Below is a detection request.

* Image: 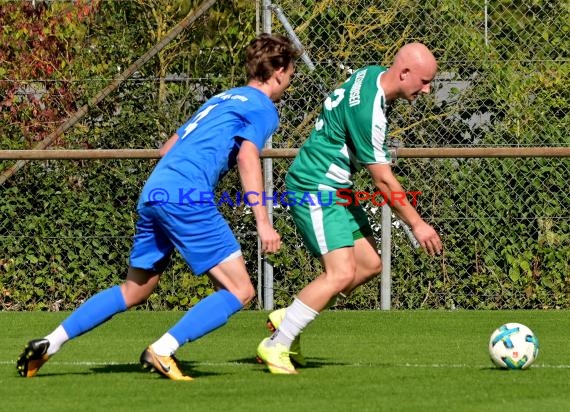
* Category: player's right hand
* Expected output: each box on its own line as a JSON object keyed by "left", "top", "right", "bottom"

{"left": 257, "top": 223, "right": 281, "bottom": 254}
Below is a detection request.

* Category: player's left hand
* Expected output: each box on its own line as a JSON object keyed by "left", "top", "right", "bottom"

{"left": 411, "top": 220, "right": 442, "bottom": 256}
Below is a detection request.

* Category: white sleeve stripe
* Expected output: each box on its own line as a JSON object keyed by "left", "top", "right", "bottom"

{"left": 372, "top": 75, "right": 388, "bottom": 163}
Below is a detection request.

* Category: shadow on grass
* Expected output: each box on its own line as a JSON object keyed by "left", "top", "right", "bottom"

{"left": 479, "top": 366, "right": 529, "bottom": 372}
{"left": 17, "top": 371, "right": 95, "bottom": 378}
{"left": 230, "top": 356, "right": 349, "bottom": 373}
{"left": 90, "top": 362, "right": 221, "bottom": 378}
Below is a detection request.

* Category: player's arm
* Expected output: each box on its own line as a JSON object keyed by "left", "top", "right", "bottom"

{"left": 159, "top": 133, "right": 179, "bottom": 157}
{"left": 367, "top": 163, "right": 442, "bottom": 256}
{"left": 236, "top": 139, "right": 281, "bottom": 254}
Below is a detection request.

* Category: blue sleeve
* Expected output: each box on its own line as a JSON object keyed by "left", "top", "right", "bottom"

{"left": 176, "top": 119, "right": 189, "bottom": 138}
{"left": 237, "top": 107, "right": 279, "bottom": 152}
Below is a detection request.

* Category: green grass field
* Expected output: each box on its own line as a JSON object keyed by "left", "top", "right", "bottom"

{"left": 2, "top": 310, "right": 569, "bottom": 412}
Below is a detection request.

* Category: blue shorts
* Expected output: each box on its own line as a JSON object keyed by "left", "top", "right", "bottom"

{"left": 129, "top": 202, "right": 241, "bottom": 275}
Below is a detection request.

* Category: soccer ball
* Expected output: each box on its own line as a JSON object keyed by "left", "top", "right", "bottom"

{"left": 488, "top": 323, "right": 539, "bottom": 369}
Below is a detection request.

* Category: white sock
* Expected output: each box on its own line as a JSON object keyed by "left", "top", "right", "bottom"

{"left": 45, "top": 325, "right": 69, "bottom": 356}
{"left": 151, "top": 333, "right": 180, "bottom": 356}
{"left": 270, "top": 298, "right": 318, "bottom": 349}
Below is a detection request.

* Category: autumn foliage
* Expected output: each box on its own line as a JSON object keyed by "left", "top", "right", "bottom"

{"left": 0, "top": 0, "right": 99, "bottom": 147}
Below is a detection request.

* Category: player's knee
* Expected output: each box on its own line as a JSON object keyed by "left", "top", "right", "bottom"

{"left": 357, "top": 256, "right": 382, "bottom": 284}
{"left": 123, "top": 268, "right": 159, "bottom": 307}
{"left": 231, "top": 283, "right": 256, "bottom": 305}
{"left": 121, "top": 286, "right": 152, "bottom": 308}
{"left": 326, "top": 267, "right": 357, "bottom": 293}
{"left": 368, "top": 258, "right": 382, "bottom": 278}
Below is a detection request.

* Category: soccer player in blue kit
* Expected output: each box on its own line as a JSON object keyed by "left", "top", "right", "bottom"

{"left": 17, "top": 33, "right": 300, "bottom": 381}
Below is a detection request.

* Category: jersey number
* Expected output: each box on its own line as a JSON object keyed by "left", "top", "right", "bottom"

{"left": 180, "top": 104, "right": 219, "bottom": 140}
{"left": 324, "top": 89, "right": 345, "bottom": 111}
{"left": 316, "top": 88, "right": 345, "bottom": 130}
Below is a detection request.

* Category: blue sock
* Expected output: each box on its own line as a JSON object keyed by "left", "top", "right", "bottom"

{"left": 168, "top": 290, "right": 243, "bottom": 344}
{"left": 62, "top": 285, "right": 127, "bottom": 339}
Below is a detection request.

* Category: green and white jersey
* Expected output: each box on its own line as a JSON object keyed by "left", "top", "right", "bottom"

{"left": 286, "top": 65, "right": 391, "bottom": 192}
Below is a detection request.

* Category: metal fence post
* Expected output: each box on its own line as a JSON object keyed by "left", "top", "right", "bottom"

{"left": 380, "top": 204, "right": 392, "bottom": 310}
{"left": 261, "top": 0, "right": 274, "bottom": 310}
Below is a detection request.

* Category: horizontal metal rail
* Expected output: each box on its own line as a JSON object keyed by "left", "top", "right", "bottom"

{"left": 0, "top": 146, "right": 569, "bottom": 160}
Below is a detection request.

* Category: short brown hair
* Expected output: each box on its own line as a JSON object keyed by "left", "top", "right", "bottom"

{"left": 245, "top": 33, "right": 301, "bottom": 82}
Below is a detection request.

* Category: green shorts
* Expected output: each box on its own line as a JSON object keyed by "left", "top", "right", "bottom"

{"left": 286, "top": 189, "right": 373, "bottom": 257}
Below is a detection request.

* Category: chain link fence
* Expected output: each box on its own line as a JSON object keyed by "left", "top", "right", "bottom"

{"left": 1, "top": 0, "right": 568, "bottom": 310}
{"left": 265, "top": 0, "right": 569, "bottom": 310}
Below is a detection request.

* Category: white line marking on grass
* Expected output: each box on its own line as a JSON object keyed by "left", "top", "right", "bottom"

{"left": 1, "top": 360, "right": 257, "bottom": 367}
{"left": 2, "top": 360, "right": 570, "bottom": 369}
{"left": 350, "top": 362, "right": 570, "bottom": 369}
{"left": 2, "top": 361, "right": 136, "bottom": 366}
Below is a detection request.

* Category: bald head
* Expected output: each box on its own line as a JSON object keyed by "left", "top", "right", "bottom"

{"left": 382, "top": 42, "right": 438, "bottom": 102}
{"left": 393, "top": 43, "right": 437, "bottom": 74}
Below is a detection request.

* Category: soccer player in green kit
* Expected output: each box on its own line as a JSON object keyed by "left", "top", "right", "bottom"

{"left": 257, "top": 42, "right": 444, "bottom": 374}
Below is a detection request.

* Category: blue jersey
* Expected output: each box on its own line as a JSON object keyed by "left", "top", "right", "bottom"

{"left": 140, "top": 86, "right": 278, "bottom": 205}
